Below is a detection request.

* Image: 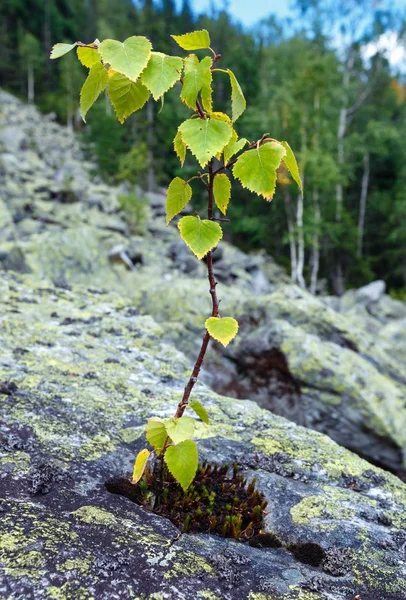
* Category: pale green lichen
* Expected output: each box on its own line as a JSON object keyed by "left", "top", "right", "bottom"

{"left": 290, "top": 494, "right": 353, "bottom": 526}
{"left": 71, "top": 506, "right": 118, "bottom": 527}
{"left": 0, "top": 451, "right": 31, "bottom": 474}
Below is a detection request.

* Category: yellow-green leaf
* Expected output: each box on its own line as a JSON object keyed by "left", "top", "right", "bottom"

{"left": 183, "top": 54, "right": 199, "bottom": 75}
{"left": 189, "top": 399, "right": 210, "bottom": 424}
{"left": 165, "top": 416, "right": 195, "bottom": 444}
{"left": 205, "top": 316, "right": 239, "bottom": 347}
{"left": 146, "top": 417, "right": 167, "bottom": 451}
{"left": 281, "top": 141, "right": 303, "bottom": 194}
{"left": 132, "top": 448, "right": 150, "bottom": 483}
{"left": 99, "top": 36, "right": 152, "bottom": 82}
{"left": 181, "top": 56, "right": 212, "bottom": 112}
{"left": 172, "top": 30, "right": 211, "bottom": 51}
{"left": 179, "top": 116, "right": 233, "bottom": 168}
{"left": 77, "top": 46, "right": 101, "bottom": 68}
{"left": 80, "top": 62, "right": 109, "bottom": 122}
{"left": 50, "top": 42, "right": 77, "bottom": 59}
{"left": 233, "top": 141, "right": 286, "bottom": 200}
{"left": 141, "top": 52, "right": 183, "bottom": 100}
{"left": 178, "top": 215, "right": 222, "bottom": 260}
{"left": 166, "top": 177, "right": 192, "bottom": 225}
{"left": 227, "top": 69, "right": 246, "bottom": 122}
{"left": 164, "top": 439, "right": 198, "bottom": 491}
{"left": 108, "top": 73, "right": 149, "bottom": 124}
{"left": 173, "top": 130, "right": 187, "bottom": 166}
{"left": 224, "top": 136, "right": 248, "bottom": 164}
{"left": 213, "top": 174, "right": 231, "bottom": 215}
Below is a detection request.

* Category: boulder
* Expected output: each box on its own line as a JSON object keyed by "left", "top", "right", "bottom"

{"left": 1, "top": 272, "right": 406, "bottom": 599}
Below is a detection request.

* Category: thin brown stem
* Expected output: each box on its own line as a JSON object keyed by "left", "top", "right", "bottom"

{"left": 174, "top": 160, "right": 219, "bottom": 419}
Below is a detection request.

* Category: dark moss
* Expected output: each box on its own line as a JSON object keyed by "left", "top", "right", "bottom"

{"left": 290, "top": 542, "right": 325, "bottom": 567}
{"left": 106, "top": 462, "right": 267, "bottom": 542}
{"left": 249, "top": 532, "right": 283, "bottom": 548}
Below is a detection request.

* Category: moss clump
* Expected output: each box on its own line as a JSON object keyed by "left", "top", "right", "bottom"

{"left": 106, "top": 462, "right": 267, "bottom": 541}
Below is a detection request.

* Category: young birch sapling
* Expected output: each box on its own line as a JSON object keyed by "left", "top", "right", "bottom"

{"left": 50, "top": 30, "right": 303, "bottom": 495}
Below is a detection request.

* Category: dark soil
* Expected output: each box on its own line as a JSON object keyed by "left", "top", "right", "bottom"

{"left": 105, "top": 462, "right": 267, "bottom": 541}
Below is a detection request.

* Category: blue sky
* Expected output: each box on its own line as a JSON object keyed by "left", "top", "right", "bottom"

{"left": 188, "top": 0, "right": 293, "bottom": 27}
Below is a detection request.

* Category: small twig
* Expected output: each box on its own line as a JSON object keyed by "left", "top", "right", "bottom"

{"left": 212, "top": 217, "right": 230, "bottom": 222}
{"left": 76, "top": 41, "right": 98, "bottom": 49}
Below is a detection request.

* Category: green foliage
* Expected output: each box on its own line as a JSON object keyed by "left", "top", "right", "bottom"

{"left": 132, "top": 449, "right": 150, "bottom": 483}
{"left": 80, "top": 62, "right": 108, "bottom": 121}
{"left": 181, "top": 56, "right": 213, "bottom": 111}
{"left": 165, "top": 416, "right": 195, "bottom": 444}
{"left": 164, "top": 440, "right": 199, "bottom": 491}
{"left": 50, "top": 27, "right": 302, "bottom": 494}
{"left": 99, "top": 36, "right": 152, "bottom": 81}
{"left": 173, "top": 130, "right": 187, "bottom": 166}
{"left": 213, "top": 173, "right": 231, "bottom": 215}
{"left": 178, "top": 116, "right": 232, "bottom": 167}
{"left": 172, "top": 29, "right": 211, "bottom": 51}
{"left": 108, "top": 73, "right": 149, "bottom": 123}
{"left": 281, "top": 141, "right": 303, "bottom": 193}
{"left": 189, "top": 400, "right": 210, "bottom": 424}
{"left": 77, "top": 46, "right": 101, "bottom": 68}
{"left": 227, "top": 69, "right": 246, "bottom": 122}
{"left": 141, "top": 52, "right": 183, "bottom": 100}
{"left": 233, "top": 142, "right": 286, "bottom": 200}
{"left": 146, "top": 417, "right": 167, "bottom": 451}
{"left": 178, "top": 215, "right": 223, "bottom": 259}
{"left": 166, "top": 177, "right": 192, "bottom": 224}
{"left": 50, "top": 42, "right": 77, "bottom": 59}
{"left": 205, "top": 316, "right": 239, "bottom": 347}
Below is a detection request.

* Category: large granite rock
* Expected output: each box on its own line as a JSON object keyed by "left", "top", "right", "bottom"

{"left": 1, "top": 272, "right": 406, "bottom": 599}
{"left": 1, "top": 89, "right": 405, "bottom": 478}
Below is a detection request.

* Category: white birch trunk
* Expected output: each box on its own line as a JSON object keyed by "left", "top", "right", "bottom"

{"left": 310, "top": 187, "right": 321, "bottom": 295}
{"left": 296, "top": 189, "right": 306, "bottom": 289}
{"left": 357, "top": 151, "right": 370, "bottom": 258}
{"left": 283, "top": 189, "right": 297, "bottom": 281}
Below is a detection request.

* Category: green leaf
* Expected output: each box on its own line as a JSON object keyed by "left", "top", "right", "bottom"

{"left": 77, "top": 46, "right": 101, "bottom": 68}
{"left": 178, "top": 216, "right": 222, "bottom": 260}
{"left": 189, "top": 399, "right": 210, "bottom": 425}
{"left": 165, "top": 416, "right": 195, "bottom": 444}
{"left": 141, "top": 52, "right": 183, "bottom": 100}
{"left": 146, "top": 417, "right": 167, "bottom": 451}
{"left": 132, "top": 448, "right": 150, "bottom": 483}
{"left": 80, "top": 62, "right": 109, "bottom": 122}
{"left": 173, "top": 130, "right": 187, "bottom": 166}
{"left": 50, "top": 42, "right": 77, "bottom": 59}
{"left": 213, "top": 174, "right": 231, "bottom": 215}
{"left": 99, "top": 36, "right": 152, "bottom": 82}
{"left": 183, "top": 54, "right": 199, "bottom": 75}
{"left": 233, "top": 141, "right": 286, "bottom": 200}
{"left": 179, "top": 116, "right": 233, "bottom": 168}
{"left": 172, "top": 30, "right": 211, "bottom": 51}
{"left": 164, "top": 439, "right": 198, "bottom": 491}
{"left": 107, "top": 73, "right": 149, "bottom": 124}
{"left": 281, "top": 141, "right": 303, "bottom": 193}
{"left": 224, "top": 136, "right": 248, "bottom": 164}
{"left": 227, "top": 69, "right": 246, "bottom": 122}
{"left": 181, "top": 56, "right": 212, "bottom": 112}
{"left": 205, "top": 316, "right": 239, "bottom": 347}
{"left": 166, "top": 177, "right": 192, "bottom": 225}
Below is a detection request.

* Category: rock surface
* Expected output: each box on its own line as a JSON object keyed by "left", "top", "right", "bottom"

{"left": 1, "top": 272, "right": 406, "bottom": 599}
{"left": 1, "top": 90, "right": 406, "bottom": 598}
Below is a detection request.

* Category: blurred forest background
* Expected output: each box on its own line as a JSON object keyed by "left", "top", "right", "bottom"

{"left": 0, "top": 0, "right": 405, "bottom": 295}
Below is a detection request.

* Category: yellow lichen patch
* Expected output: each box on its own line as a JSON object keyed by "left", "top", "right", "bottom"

{"left": 290, "top": 494, "right": 354, "bottom": 526}
{"left": 71, "top": 506, "right": 118, "bottom": 527}
{"left": 162, "top": 551, "right": 213, "bottom": 579}
{"left": 46, "top": 583, "right": 95, "bottom": 600}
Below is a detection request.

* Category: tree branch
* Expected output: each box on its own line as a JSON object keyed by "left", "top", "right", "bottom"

{"left": 174, "top": 160, "right": 219, "bottom": 419}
